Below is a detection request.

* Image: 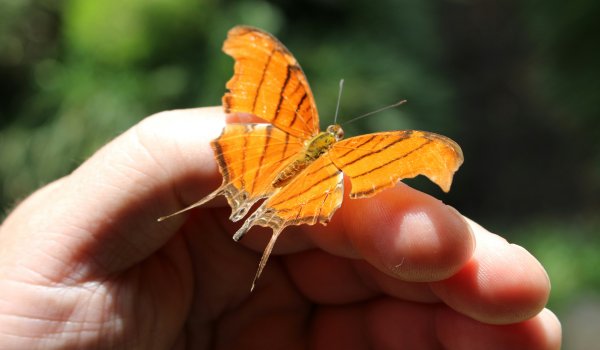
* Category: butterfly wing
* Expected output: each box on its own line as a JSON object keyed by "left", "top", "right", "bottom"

{"left": 158, "top": 124, "right": 305, "bottom": 222}
{"left": 232, "top": 155, "right": 344, "bottom": 290}
{"left": 329, "top": 130, "right": 464, "bottom": 198}
{"left": 222, "top": 26, "right": 320, "bottom": 139}
{"left": 160, "top": 26, "right": 318, "bottom": 223}
{"left": 214, "top": 123, "right": 309, "bottom": 220}
{"left": 234, "top": 156, "right": 343, "bottom": 237}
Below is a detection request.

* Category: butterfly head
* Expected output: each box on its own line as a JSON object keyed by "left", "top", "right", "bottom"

{"left": 326, "top": 124, "right": 344, "bottom": 141}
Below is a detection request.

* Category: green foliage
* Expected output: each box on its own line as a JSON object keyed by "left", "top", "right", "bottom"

{"left": 64, "top": 0, "right": 209, "bottom": 66}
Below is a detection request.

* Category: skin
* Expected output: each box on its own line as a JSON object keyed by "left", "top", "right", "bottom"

{"left": 0, "top": 107, "right": 561, "bottom": 349}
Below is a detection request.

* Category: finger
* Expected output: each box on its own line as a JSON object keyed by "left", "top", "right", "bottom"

{"left": 285, "top": 249, "right": 439, "bottom": 304}
{"left": 0, "top": 107, "right": 226, "bottom": 278}
{"left": 310, "top": 298, "right": 442, "bottom": 349}
{"left": 302, "top": 182, "right": 475, "bottom": 283}
{"left": 430, "top": 218, "right": 551, "bottom": 324}
{"left": 311, "top": 299, "right": 560, "bottom": 350}
{"left": 288, "top": 212, "right": 550, "bottom": 326}
{"left": 436, "top": 307, "right": 562, "bottom": 350}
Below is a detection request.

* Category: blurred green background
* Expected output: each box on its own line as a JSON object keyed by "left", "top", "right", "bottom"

{"left": 1, "top": 0, "right": 598, "bottom": 347}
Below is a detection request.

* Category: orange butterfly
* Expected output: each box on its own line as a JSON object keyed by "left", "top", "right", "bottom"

{"left": 159, "top": 26, "right": 463, "bottom": 290}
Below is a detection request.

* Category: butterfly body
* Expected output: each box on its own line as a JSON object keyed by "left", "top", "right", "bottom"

{"left": 159, "top": 26, "right": 464, "bottom": 290}
{"left": 273, "top": 124, "right": 344, "bottom": 188}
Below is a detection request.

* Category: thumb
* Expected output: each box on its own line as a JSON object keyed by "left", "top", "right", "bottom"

{"left": 0, "top": 107, "right": 226, "bottom": 279}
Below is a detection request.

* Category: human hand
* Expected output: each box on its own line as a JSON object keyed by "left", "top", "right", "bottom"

{"left": 0, "top": 107, "right": 561, "bottom": 349}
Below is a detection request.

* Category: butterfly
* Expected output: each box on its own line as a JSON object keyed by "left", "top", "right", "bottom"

{"left": 159, "top": 25, "right": 464, "bottom": 290}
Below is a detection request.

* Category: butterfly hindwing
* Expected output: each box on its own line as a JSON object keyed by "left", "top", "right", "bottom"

{"left": 231, "top": 155, "right": 344, "bottom": 290}
{"left": 233, "top": 155, "right": 343, "bottom": 238}
{"left": 211, "top": 123, "right": 305, "bottom": 221}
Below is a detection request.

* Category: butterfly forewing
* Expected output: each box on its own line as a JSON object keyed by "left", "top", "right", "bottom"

{"left": 329, "top": 131, "right": 464, "bottom": 198}
{"left": 223, "top": 26, "right": 320, "bottom": 140}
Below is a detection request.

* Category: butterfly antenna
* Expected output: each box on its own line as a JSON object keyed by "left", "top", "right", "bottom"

{"left": 341, "top": 99, "right": 407, "bottom": 126}
{"left": 333, "top": 79, "right": 344, "bottom": 125}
